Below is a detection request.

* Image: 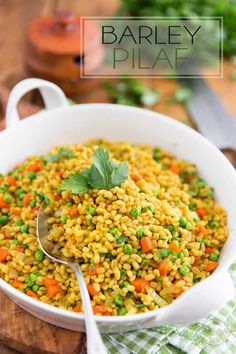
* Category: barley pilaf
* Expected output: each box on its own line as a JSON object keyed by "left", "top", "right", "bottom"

{"left": 0, "top": 140, "right": 228, "bottom": 316}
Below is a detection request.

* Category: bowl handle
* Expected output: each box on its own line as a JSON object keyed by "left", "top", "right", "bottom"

{"left": 146, "top": 271, "right": 235, "bottom": 327}
{"left": 5, "top": 78, "right": 68, "bottom": 128}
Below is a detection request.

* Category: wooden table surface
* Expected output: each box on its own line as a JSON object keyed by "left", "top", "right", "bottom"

{"left": 0, "top": 1, "right": 235, "bottom": 353}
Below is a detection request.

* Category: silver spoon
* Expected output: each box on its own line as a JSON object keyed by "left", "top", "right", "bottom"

{"left": 36, "top": 202, "right": 108, "bottom": 354}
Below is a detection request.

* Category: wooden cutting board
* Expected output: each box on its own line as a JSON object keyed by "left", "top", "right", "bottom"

{"left": 0, "top": 291, "right": 86, "bottom": 354}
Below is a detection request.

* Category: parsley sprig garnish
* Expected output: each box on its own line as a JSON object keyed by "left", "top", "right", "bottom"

{"left": 60, "top": 147, "right": 129, "bottom": 195}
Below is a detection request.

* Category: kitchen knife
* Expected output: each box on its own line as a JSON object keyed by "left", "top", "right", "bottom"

{"left": 181, "top": 77, "right": 236, "bottom": 152}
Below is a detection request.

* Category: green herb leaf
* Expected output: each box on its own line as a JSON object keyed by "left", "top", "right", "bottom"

{"left": 60, "top": 148, "right": 128, "bottom": 194}
{"left": 111, "top": 161, "right": 129, "bottom": 187}
{"left": 45, "top": 148, "right": 75, "bottom": 163}
{"left": 60, "top": 173, "right": 91, "bottom": 194}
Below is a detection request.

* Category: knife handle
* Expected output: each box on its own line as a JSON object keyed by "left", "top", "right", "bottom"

{"left": 222, "top": 149, "right": 236, "bottom": 169}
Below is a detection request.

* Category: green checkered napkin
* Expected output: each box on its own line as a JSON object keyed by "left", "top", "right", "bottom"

{"left": 103, "top": 263, "right": 236, "bottom": 354}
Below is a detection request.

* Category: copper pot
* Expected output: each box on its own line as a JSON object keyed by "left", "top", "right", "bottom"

{"left": 25, "top": 11, "right": 104, "bottom": 95}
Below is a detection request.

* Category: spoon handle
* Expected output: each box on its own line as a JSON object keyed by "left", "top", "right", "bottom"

{"left": 72, "top": 265, "right": 108, "bottom": 354}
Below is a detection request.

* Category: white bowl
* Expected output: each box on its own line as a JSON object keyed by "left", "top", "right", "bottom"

{"left": 0, "top": 78, "right": 235, "bottom": 333}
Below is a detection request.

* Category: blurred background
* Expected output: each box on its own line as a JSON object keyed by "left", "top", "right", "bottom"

{"left": 0, "top": 0, "right": 235, "bottom": 131}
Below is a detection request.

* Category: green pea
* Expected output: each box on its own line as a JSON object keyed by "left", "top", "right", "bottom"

{"left": 115, "top": 236, "right": 127, "bottom": 244}
{"left": 136, "top": 269, "right": 141, "bottom": 276}
{"left": 32, "top": 284, "right": 39, "bottom": 293}
{"left": 119, "top": 269, "right": 126, "bottom": 277}
{"left": 29, "top": 272, "right": 39, "bottom": 281}
{"left": 4, "top": 194, "right": 13, "bottom": 204}
{"left": 15, "top": 189, "right": 25, "bottom": 198}
{"left": 44, "top": 195, "right": 51, "bottom": 206}
{"left": 131, "top": 208, "right": 141, "bottom": 218}
{"left": 120, "top": 281, "right": 129, "bottom": 289}
{"left": 136, "top": 228, "right": 144, "bottom": 238}
{"left": 27, "top": 172, "right": 37, "bottom": 180}
{"left": 197, "top": 179, "right": 206, "bottom": 188}
{"left": 35, "top": 249, "right": 44, "bottom": 261}
{"left": 209, "top": 221, "right": 219, "bottom": 229}
{"left": 16, "top": 201, "right": 23, "bottom": 208}
{"left": 9, "top": 240, "right": 20, "bottom": 245}
{"left": 25, "top": 278, "right": 34, "bottom": 287}
{"left": 0, "top": 184, "right": 9, "bottom": 192}
{"left": 177, "top": 252, "right": 184, "bottom": 259}
{"left": 86, "top": 206, "right": 96, "bottom": 216}
{"left": 200, "top": 237, "right": 208, "bottom": 245}
{"left": 189, "top": 201, "right": 197, "bottom": 211}
{"left": 118, "top": 307, "right": 128, "bottom": 316}
{"left": 87, "top": 219, "right": 94, "bottom": 227}
{"left": 21, "top": 224, "right": 29, "bottom": 233}
{"left": 15, "top": 220, "right": 24, "bottom": 226}
{"left": 124, "top": 244, "right": 133, "bottom": 255}
{"left": 179, "top": 265, "right": 191, "bottom": 276}
{"left": 66, "top": 201, "right": 73, "bottom": 207}
{"left": 29, "top": 200, "right": 36, "bottom": 208}
{"left": 114, "top": 295, "right": 123, "bottom": 306}
{"left": 61, "top": 215, "right": 68, "bottom": 224}
{"left": 110, "top": 227, "right": 118, "bottom": 236}
{"left": 209, "top": 253, "right": 218, "bottom": 261}
{"left": 166, "top": 224, "right": 174, "bottom": 234}
{"left": 0, "top": 215, "right": 9, "bottom": 225}
{"left": 179, "top": 217, "right": 191, "bottom": 229}
{"left": 155, "top": 249, "right": 172, "bottom": 259}
{"left": 100, "top": 252, "right": 115, "bottom": 260}
{"left": 142, "top": 206, "right": 155, "bottom": 214}
{"left": 153, "top": 147, "right": 162, "bottom": 162}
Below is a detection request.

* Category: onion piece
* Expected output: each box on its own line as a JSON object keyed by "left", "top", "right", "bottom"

{"left": 147, "top": 288, "right": 168, "bottom": 307}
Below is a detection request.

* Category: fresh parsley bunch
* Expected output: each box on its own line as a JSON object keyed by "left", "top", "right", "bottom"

{"left": 60, "top": 147, "right": 129, "bottom": 195}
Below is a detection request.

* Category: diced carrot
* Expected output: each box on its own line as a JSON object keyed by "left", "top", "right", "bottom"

{"left": 174, "top": 276, "right": 184, "bottom": 284}
{"left": 197, "top": 225, "right": 207, "bottom": 236}
{"left": 88, "top": 284, "right": 99, "bottom": 297}
{"left": 15, "top": 245, "right": 25, "bottom": 253}
{"left": 175, "top": 290, "right": 184, "bottom": 298}
{"left": 93, "top": 305, "right": 110, "bottom": 315}
{"left": 131, "top": 173, "right": 141, "bottom": 182}
{"left": 27, "top": 162, "right": 41, "bottom": 172}
{"left": 88, "top": 263, "right": 100, "bottom": 276}
{"left": 158, "top": 260, "right": 170, "bottom": 276}
{"left": 131, "top": 278, "right": 149, "bottom": 293}
{"left": 140, "top": 237, "right": 153, "bottom": 253}
{"left": 0, "top": 198, "right": 8, "bottom": 209}
{"left": 73, "top": 306, "right": 82, "bottom": 313}
{"left": 47, "top": 286, "right": 61, "bottom": 298}
{"left": 193, "top": 256, "right": 201, "bottom": 266}
{"left": 31, "top": 206, "right": 39, "bottom": 213}
{"left": 11, "top": 208, "right": 21, "bottom": 216}
{"left": 44, "top": 277, "right": 59, "bottom": 288}
{"left": 8, "top": 176, "right": 17, "bottom": 186}
{"left": 23, "top": 195, "right": 32, "bottom": 207}
{"left": 169, "top": 164, "right": 180, "bottom": 175}
{"left": 27, "top": 290, "right": 39, "bottom": 299}
{"left": 204, "top": 262, "right": 218, "bottom": 272}
{"left": 0, "top": 179, "right": 3, "bottom": 185}
{"left": 69, "top": 205, "right": 77, "bottom": 217}
{"left": 196, "top": 207, "right": 208, "bottom": 219}
{"left": 169, "top": 242, "right": 180, "bottom": 253}
{"left": 205, "top": 247, "right": 213, "bottom": 254}
{"left": 0, "top": 248, "right": 8, "bottom": 262}
{"left": 12, "top": 279, "right": 23, "bottom": 288}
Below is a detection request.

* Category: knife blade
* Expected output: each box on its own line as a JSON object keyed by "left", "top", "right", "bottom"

{"left": 181, "top": 77, "right": 236, "bottom": 151}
